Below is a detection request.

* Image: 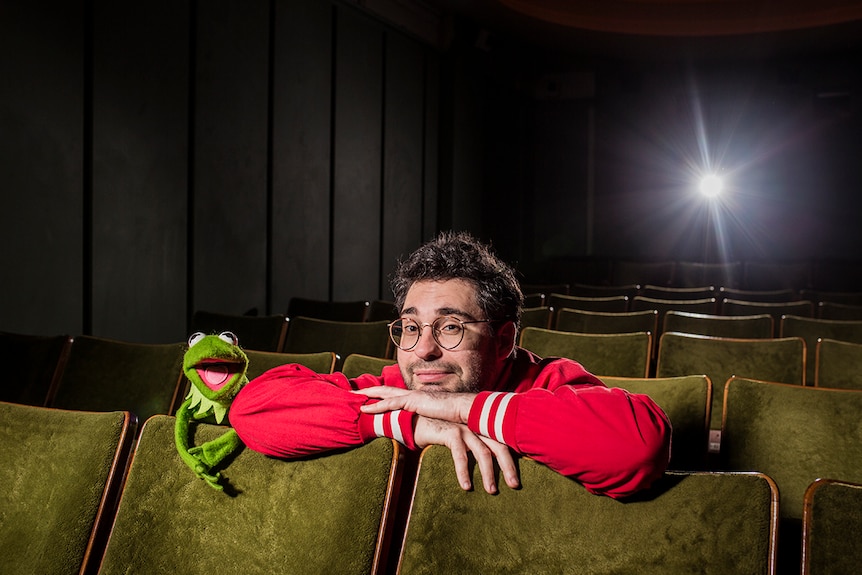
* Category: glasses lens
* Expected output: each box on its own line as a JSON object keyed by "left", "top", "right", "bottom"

{"left": 390, "top": 318, "right": 419, "bottom": 350}
{"left": 433, "top": 316, "right": 465, "bottom": 350}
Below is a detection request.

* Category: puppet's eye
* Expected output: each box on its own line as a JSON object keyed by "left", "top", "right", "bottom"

{"left": 219, "top": 331, "right": 239, "bottom": 346}
{"left": 188, "top": 332, "right": 206, "bottom": 347}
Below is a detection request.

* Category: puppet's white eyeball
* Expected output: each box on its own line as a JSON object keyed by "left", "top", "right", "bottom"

{"left": 188, "top": 332, "right": 206, "bottom": 347}
{"left": 219, "top": 331, "right": 239, "bottom": 346}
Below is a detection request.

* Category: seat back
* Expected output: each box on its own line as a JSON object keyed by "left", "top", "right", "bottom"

{"left": 519, "top": 328, "right": 651, "bottom": 378}
{"left": 398, "top": 445, "right": 777, "bottom": 575}
{"left": 656, "top": 332, "right": 805, "bottom": 430}
{"left": 569, "top": 283, "right": 641, "bottom": 299}
{"left": 799, "top": 289, "right": 862, "bottom": 307}
{"left": 287, "top": 297, "right": 370, "bottom": 322}
{"left": 815, "top": 338, "right": 862, "bottom": 390}
{"left": 721, "top": 299, "right": 814, "bottom": 336}
{"left": 555, "top": 308, "right": 658, "bottom": 336}
{"left": 46, "top": 335, "right": 186, "bottom": 423}
{"left": 244, "top": 349, "right": 337, "bottom": 378}
{"left": 98, "top": 416, "right": 401, "bottom": 575}
{"left": 780, "top": 315, "right": 862, "bottom": 385}
{"left": 674, "top": 261, "right": 743, "bottom": 288}
{"left": 641, "top": 284, "right": 716, "bottom": 300}
{"left": 520, "top": 306, "right": 553, "bottom": 329}
{"left": 365, "top": 300, "right": 399, "bottom": 322}
{"left": 283, "top": 317, "right": 392, "bottom": 369}
{"left": 0, "top": 331, "right": 71, "bottom": 406}
{"left": 743, "top": 260, "right": 811, "bottom": 291}
{"left": 664, "top": 311, "right": 773, "bottom": 339}
{"left": 817, "top": 301, "right": 862, "bottom": 320}
{"left": 721, "top": 377, "right": 862, "bottom": 573}
{"left": 342, "top": 354, "right": 397, "bottom": 379}
{"left": 600, "top": 375, "right": 712, "bottom": 471}
{"left": 190, "top": 310, "right": 288, "bottom": 352}
{"left": 631, "top": 296, "right": 718, "bottom": 358}
{"left": 802, "top": 479, "right": 862, "bottom": 575}
{"left": 0, "top": 402, "right": 134, "bottom": 575}
{"left": 546, "top": 293, "right": 630, "bottom": 313}
{"left": 612, "top": 260, "right": 675, "bottom": 287}
{"left": 718, "top": 287, "right": 798, "bottom": 303}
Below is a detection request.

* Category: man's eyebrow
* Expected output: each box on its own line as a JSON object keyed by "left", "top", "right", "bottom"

{"left": 400, "top": 306, "right": 478, "bottom": 319}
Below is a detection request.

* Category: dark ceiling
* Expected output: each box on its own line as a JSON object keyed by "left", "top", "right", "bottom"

{"left": 424, "top": 0, "right": 862, "bottom": 62}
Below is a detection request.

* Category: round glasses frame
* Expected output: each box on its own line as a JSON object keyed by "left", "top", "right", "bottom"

{"left": 388, "top": 316, "right": 495, "bottom": 351}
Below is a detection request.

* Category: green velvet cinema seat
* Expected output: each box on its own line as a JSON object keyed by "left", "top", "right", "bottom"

{"left": 341, "top": 353, "right": 397, "bottom": 379}
{"left": 780, "top": 315, "right": 862, "bottom": 385}
{"left": 554, "top": 308, "right": 658, "bottom": 337}
{"left": 641, "top": 284, "right": 716, "bottom": 300}
{"left": 519, "top": 327, "right": 651, "bottom": 378}
{"left": 243, "top": 349, "right": 337, "bottom": 379}
{"left": 546, "top": 293, "right": 630, "bottom": 314}
{"left": 0, "top": 402, "right": 134, "bottom": 575}
{"left": 802, "top": 479, "right": 862, "bottom": 575}
{"left": 46, "top": 335, "right": 187, "bottom": 424}
{"left": 600, "top": 375, "right": 712, "bottom": 471}
{"left": 814, "top": 338, "right": 862, "bottom": 390}
{"left": 631, "top": 296, "right": 718, "bottom": 358}
{"left": 190, "top": 310, "right": 288, "bottom": 352}
{"left": 0, "top": 331, "right": 71, "bottom": 406}
{"left": 656, "top": 332, "right": 805, "bottom": 431}
{"left": 286, "top": 297, "right": 370, "bottom": 322}
{"left": 663, "top": 310, "right": 773, "bottom": 340}
{"left": 397, "top": 445, "right": 778, "bottom": 575}
{"left": 520, "top": 305, "right": 553, "bottom": 329}
{"left": 720, "top": 299, "right": 815, "bottom": 336}
{"left": 283, "top": 317, "right": 392, "bottom": 369}
{"left": 721, "top": 377, "right": 862, "bottom": 575}
{"left": 97, "top": 416, "right": 402, "bottom": 575}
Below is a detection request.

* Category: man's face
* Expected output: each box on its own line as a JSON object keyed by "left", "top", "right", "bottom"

{"left": 396, "top": 279, "right": 513, "bottom": 393}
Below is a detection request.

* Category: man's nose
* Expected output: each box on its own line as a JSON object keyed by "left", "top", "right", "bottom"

{"left": 412, "top": 326, "right": 443, "bottom": 359}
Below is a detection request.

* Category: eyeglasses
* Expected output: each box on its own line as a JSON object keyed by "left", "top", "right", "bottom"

{"left": 388, "top": 316, "right": 495, "bottom": 351}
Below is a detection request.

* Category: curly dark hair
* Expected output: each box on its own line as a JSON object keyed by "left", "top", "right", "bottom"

{"left": 390, "top": 231, "right": 523, "bottom": 329}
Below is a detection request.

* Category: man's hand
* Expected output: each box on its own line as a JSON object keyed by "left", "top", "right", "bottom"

{"left": 355, "top": 386, "right": 473, "bottom": 424}
{"left": 413, "top": 417, "right": 520, "bottom": 494}
{"left": 354, "top": 387, "right": 519, "bottom": 493}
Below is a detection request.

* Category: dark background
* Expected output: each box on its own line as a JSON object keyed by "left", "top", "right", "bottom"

{"left": 2, "top": 0, "right": 861, "bottom": 342}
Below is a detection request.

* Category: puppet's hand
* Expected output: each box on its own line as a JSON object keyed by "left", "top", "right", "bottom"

{"left": 189, "top": 429, "right": 242, "bottom": 468}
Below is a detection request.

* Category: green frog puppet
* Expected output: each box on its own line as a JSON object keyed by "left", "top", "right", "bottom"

{"left": 174, "top": 330, "right": 248, "bottom": 490}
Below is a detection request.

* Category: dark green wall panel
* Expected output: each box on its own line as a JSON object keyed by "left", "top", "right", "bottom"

{"left": 193, "top": 0, "right": 270, "bottom": 316}
{"left": 91, "top": 0, "right": 190, "bottom": 343}
{"left": 0, "top": 0, "right": 84, "bottom": 336}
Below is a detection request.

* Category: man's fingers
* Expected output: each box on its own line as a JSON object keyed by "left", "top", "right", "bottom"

{"left": 481, "top": 436, "right": 520, "bottom": 489}
{"left": 464, "top": 434, "right": 498, "bottom": 494}
{"left": 447, "top": 441, "right": 474, "bottom": 491}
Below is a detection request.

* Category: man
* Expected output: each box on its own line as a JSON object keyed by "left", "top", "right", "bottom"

{"left": 230, "top": 231, "right": 670, "bottom": 499}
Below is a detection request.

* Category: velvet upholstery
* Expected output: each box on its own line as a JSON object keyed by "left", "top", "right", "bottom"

{"left": 0, "top": 402, "right": 133, "bottom": 575}
{"left": 520, "top": 306, "right": 553, "bottom": 329}
{"left": 631, "top": 296, "right": 718, "bottom": 357}
{"left": 398, "top": 445, "right": 777, "bottom": 574}
{"left": 717, "top": 287, "right": 798, "bottom": 303}
{"left": 780, "top": 316, "right": 862, "bottom": 385}
{"left": 656, "top": 332, "right": 805, "bottom": 429}
{"left": 799, "top": 289, "right": 862, "bottom": 307}
{"left": 814, "top": 338, "right": 862, "bottom": 390}
{"left": 600, "top": 375, "right": 711, "bottom": 471}
{"left": 641, "top": 284, "right": 716, "bottom": 300}
{"left": 802, "top": 479, "right": 862, "bottom": 575}
{"left": 663, "top": 310, "right": 773, "bottom": 340}
{"left": 554, "top": 308, "right": 658, "bottom": 336}
{"left": 190, "top": 310, "right": 288, "bottom": 352}
{"left": 287, "top": 297, "right": 370, "bottom": 322}
{"left": 546, "top": 293, "right": 630, "bottom": 313}
{"left": 283, "top": 317, "right": 392, "bottom": 369}
{"left": 721, "top": 299, "right": 815, "bottom": 336}
{"left": 817, "top": 301, "right": 862, "bottom": 320}
{"left": 721, "top": 378, "right": 862, "bottom": 574}
{"left": 47, "top": 335, "right": 186, "bottom": 423}
{"left": 244, "top": 349, "right": 337, "bottom": 378}
{"left": 519, "top": 327, "right": 651, "bottom": 378}
{"left": 342, "top": 353, "right": 397, "bottom": 379}
{"left": 98, "top": 416, "right": 401, "bottom": 575}
{"left": 0, "top": 331, "right": 70, "bottom": 406}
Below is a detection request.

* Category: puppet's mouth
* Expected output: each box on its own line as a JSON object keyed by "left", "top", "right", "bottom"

{"left": 195, "top": 360, "right": 243, "bottom": 391}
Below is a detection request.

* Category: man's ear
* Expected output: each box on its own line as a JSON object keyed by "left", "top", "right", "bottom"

{"left": 495, "top": 321, "right": 517, "bottom": 359}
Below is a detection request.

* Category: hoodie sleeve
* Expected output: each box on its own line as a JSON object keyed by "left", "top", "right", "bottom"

{"left": 229, "top": 363, "right": 417, "bottom": 458}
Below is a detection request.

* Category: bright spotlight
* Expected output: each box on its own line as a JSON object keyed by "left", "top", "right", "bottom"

{"left": 699, "top": 174, "right": 723, "bottom": 198}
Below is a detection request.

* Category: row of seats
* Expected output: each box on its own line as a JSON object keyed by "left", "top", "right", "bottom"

{"left": 3, "top": 373, "right": 861, "bottom": 575}
{"left": 527, "top": 257, "right": 862, "bottom": 291}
